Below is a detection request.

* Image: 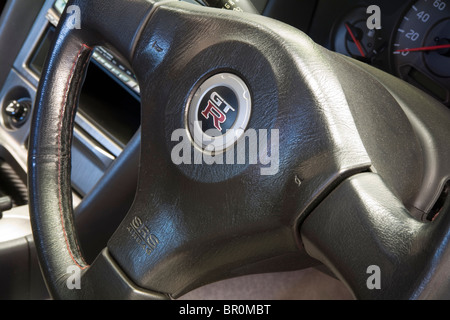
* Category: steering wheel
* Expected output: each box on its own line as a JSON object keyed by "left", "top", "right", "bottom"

{"left": 28, "top": 0, "right": 450, "bottom": 299}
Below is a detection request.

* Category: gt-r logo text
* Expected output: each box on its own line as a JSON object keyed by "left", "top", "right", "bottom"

{"left": 201, "top": 91, "right": 236, "bottom": 132}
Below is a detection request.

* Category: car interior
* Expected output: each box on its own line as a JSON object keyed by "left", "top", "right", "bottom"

{"left": 0, "top": 0, "right": 449, "bottom": 300}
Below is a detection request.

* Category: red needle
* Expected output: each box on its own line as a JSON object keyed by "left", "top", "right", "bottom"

{"left": 345, "top": 23, "right": 366, "bottom": 58}
{"left": 395, "top": 44, "right": 450, "bottom": 53}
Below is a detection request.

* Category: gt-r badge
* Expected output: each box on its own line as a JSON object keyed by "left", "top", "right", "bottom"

{"left": 187, "top": 73, "right": 252, "bottom": 153}
{"left": 200, "top": 89, "right": 237, "bottom": 133}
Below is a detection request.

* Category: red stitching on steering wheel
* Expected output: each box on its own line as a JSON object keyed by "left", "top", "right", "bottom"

{"left": 57, "top": 43, "right": 92, "bottom": 270}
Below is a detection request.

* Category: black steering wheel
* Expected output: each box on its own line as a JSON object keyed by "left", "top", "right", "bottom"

{"left": 28, "top": 0, "right": 450, "bottom": 299}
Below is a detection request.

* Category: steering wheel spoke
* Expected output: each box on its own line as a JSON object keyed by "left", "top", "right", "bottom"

{"left": 77, "top": 248, "right": 168, "bottom": 299}
{"left": 103, "top": 148, "right": 314, "bottom": 297}
{"left": 301, "top": 173, "right": 450, "bottom": 299}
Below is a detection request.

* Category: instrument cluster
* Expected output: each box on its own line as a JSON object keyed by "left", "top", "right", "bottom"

{"left": 307, "top": 0, "right": 450, "bottom": 105}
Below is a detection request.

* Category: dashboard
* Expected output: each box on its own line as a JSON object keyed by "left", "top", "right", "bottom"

{"left": 0, "top": 0, "right": 448, "bottom": 300}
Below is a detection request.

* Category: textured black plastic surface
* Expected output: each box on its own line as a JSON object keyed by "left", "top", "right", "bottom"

{"left": 351, "top": 59, "right": 450, "bottom": 218}
{"left": 105, "top": 2, "right": 375, "bottom": 297}
{"left": 302, "top": 173, "right": 450, "bottom": 299}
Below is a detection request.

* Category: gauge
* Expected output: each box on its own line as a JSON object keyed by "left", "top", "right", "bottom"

{"left": 333, "top": 7, "right": 387, "bottom": 64}
{"left": 392, "top": 0, "right": 450, "bottom": 105}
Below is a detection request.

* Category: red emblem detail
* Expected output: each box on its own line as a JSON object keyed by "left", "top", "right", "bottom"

{"left": 201, "top": 100, "right": 227, "bottom": 131}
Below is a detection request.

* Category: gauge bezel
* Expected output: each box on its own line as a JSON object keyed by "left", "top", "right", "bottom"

{"left": 389, "top": 0, "right": 450, "bottom": 105}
